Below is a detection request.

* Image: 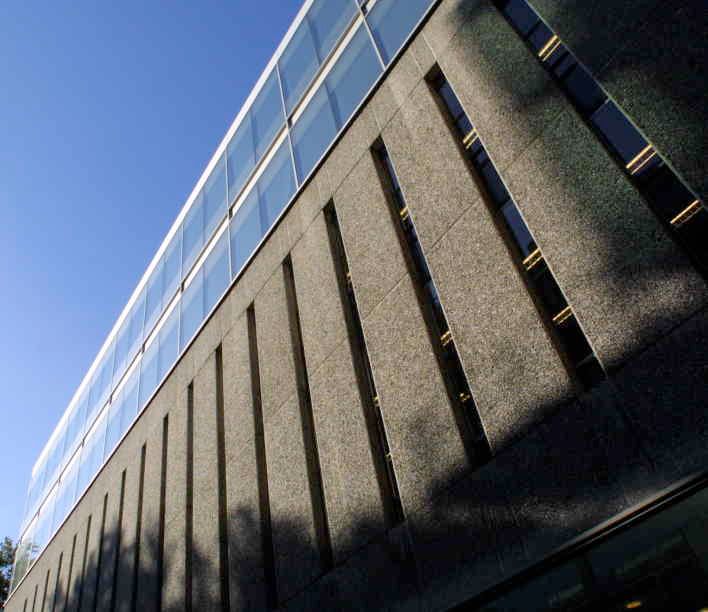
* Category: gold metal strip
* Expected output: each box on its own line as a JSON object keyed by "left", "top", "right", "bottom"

{"left": 540, "top": 38, "right": 562, "bottom": 61}
{"left": 463, "top": 129, "right": 478, "bottom": 148}
{"left": 522, "top": 247, "right": 543, "bottom": 271}
{"left": 399, "top": 206, "right": 409, "bottom": 221}
{"left": 459, "top": 392, "right": 471, "bottom": 403}
{"left": 629, "top": 150, "right": 657, "bottom": 175}
{"left": 670, "top": 200, "right": 702, "bottom": 227}
{"left": 441, "top": 330, "right": 453, "bottom": 346}
{"left": 538, "top": 34, "right": 559, "bottom": 59}
{"left": 552, "top": 306, "right": 573, "bottom": 325}
{"left": 625, "top": 144, "right": 653, "bottom": 172}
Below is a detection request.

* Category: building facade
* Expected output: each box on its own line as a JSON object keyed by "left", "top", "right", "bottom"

{"left": 6, "top": 0, "right": 708, "bottom": 610}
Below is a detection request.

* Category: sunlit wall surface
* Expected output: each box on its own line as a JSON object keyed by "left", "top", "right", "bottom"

{"left": 10, "top": 0, "right": 435, "bottom": 591}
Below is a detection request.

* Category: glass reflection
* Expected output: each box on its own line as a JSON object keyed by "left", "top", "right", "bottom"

{"left": 326, "top": 24, "right": 381, "bottom": 125}
{"left": 139, "top": 339, "right": 159, "bottom": 409}
{"left": 291, "top": 85, "right": 338, "bottom": 181}
{"left": 180, "top": 270, "right": 204, "bottom": 351}
{"left": 204, "top": 232, "right": 230, "bottom": 314}
{"left": 366, "top": 0, "right": 433, "bottom": 64}
{"left": 230, "top": 190, "right": 262, "bottom": 278}
{"left": 182, "top": 196, "right": 205, "bottom": 276}
{"left": 106, "top": 367, "right": 139, "bottom": 457}
{"left": 279, "top": 19, "right": 320, "bottom": 114}
{"left": 227, "top": 118, "right": 256, "bottom": 204}
{"left": 51, "top": 455, "right": 79, "bottom": 532}
{"left": 158, "top": 306, "right": 179, "bottom": 382}
{"left": 203, "top": 155, "right": 228, "bottom": 239}
{"left": 251, "top": 71, "right": 285, "bottom": 159}
{"left": 309, "top": 0, "right": 357, "bottom": 61}
{"left": 76, "top": 409, "right": 107, "bottom": 498}
{"left": 258, "top": 139, "right": 297, "bottom": 228}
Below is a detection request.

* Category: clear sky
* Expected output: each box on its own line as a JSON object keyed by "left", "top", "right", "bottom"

{"left": 0, "top": 0, "right": 302, "bottom": 544}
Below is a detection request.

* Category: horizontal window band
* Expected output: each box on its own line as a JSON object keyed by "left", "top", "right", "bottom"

{"left": 670, "top": 200, "right": 702, "bottom": 227}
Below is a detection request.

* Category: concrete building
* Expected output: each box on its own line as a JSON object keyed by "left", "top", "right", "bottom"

{"left": 6, "top": 0, "right": 708, "bottom": 610}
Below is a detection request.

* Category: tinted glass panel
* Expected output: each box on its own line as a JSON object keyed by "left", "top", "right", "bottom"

{"left": 204, "top": 232, "right": 230, "bottom": 314}
{"left": 181, "top": 197, "right": 204, "bottom": 275}
{"left": 279, "top": 20, "right": 320, "bottom": 114}
{"left": 158, "top": 306, "right": 179, "bottom": 381}
{"left": 251, "top": 71, "right": 285, "bottom": 159}
{"left": 227, "top": 118, "right": 256, "bottom": 204}
{"left": 326, "top": 25, "right": 381, "bottom": 125}
{"left": 163, "top": 233, "right": 182, "bottom": 303}
{"left": 144, "top": 263, "right": 163, "bottom": 336}
{"left": 366, "top": 0, "right": 433, "bottom": 64}
{"left": 76, "top": 411, "right": 107, "bottom": 496}
{"left": 33, "top": 492, "right": 56, "bottom": 554}
{"left": 203, "top": 156, "right": 228, "bottom": 239}
{"left": 25, "top": 466, "right": 46, "bottom": 522}
{"left": 106, "top": 367, "right": 139, "bottom": 456}
{"left": 258, "top": 140, "right": 296, "bottom": 228}
{"left": 52, "top": 456, "right": 79, "bottom": 532}
{"left": 309, "top": 0, "right": 357, "bottom": 60}
{"left": 501, "top": 201, "right": 537, "bottom": 258}
{"left": 113, "top": 292, "right": 145, "bottom": 383}
{"left": 89, "top": 345, "right": 115, "bottom": 419}
{"left": 64, "top": 395, "right": 87, "bottom": 464}
{"left": 291, "top": 85, "right": 338, "bottom": 181}
{"left": 590, "top": 101, "right": 647, "bottom": 164}
{"left": 230, "top": 190, "right": 262, "bottom": 277}
{"left": 180, "top": 271, "right": 204, "bottom": 350}
{"left": 139, "top": 339, "right": 159, "bottom": 408}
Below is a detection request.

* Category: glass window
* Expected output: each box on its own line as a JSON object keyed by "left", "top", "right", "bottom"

{"left": 291, "top": 85, "right": 338, "bottom": 182}
{"left": 500, "top": 201, "right": 537, "bottom": 258}
{"left": 113, "top": 291, "right": 145, "bottom": 384}
{"left": 32, "top": 489, "right": 56, "bottom": 556}
{"left": 158, "top": 306, "right": 179, "bottom": 382}
{"left": 10, "top": 519, "right": 35, "bottom": 590}
{"left": 227, "top": 118, "right": 256, "bottom": 204}
{"left": 64, "top": 393, "right": 88, "bottom": 464}
{"left": 230, "top": 190, "right": 263, "bottom": 278}
{"left": 251, "top": 71, "right": 285, "bottom": 160}
{"left": 326, "top": 25, "right": 382, "bottom": 125}
{"left": 51, "top": 454, "right": 79, "bottom": 532}
{"left": 180, "top": 271, "right": 204, "bottom": 351}
{"left": 181, "top": 197, "right": 205, "bottom": 275}
{"left": 144, "top": 262, "right": 164, "bottom": 337}
{"left": 590, "top": 101, "right": 647, "bottom": 164}
{"left": 87, "top": 344, "right": 115, "bottom": 429}
{"left": 163, "top": 232, "right": 182, "bottom": 303}
{"left": 204, "top": 232, "right": 230, "bottom": 314}
{"left": 561, "top": 63, "right": 606, "bottom": 117}
{"left": 42, "top": 426, "right": 67, "bottom": 492}
{"left": 139, "top": 339, "right": 159, "bottom": 409}
{"left": 308, "top": 0, "right": 357, "bottom": 60}
{"left": 366, "top": 0, "right": 433, "bottom": 64}
{"left": 106, "top": 367, "right": 139, "bottom": 456}
{"left": 25, "top": 463, "right": 47, "bottom": 522}
{"left": 279, "top": 19, "right": 320, "bottom": 114}
{"left": 76, "top": 409, "right": 107, "bottom": 497}
{"left": 203, "top": 155, "right": 228, "bottom": 240}
{"left": 258, "top": 139, "right": 297, "bottom": 228}
{"left": 498, "top": 0, "right": 538, "bottom": 36}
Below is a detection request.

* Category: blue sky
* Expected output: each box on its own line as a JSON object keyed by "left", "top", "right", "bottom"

{"left": 0, "top": 0, "right": 302, "bottom": 543}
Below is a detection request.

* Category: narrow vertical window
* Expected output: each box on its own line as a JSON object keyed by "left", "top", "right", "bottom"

{"left": 494, "top": 0, "right": 708, "bottom": 274}
{"left": 373, "top": 140, "right": 492, "bottom": 465}
{"left": 324, "top": 201, "right": 405, "bottom": 527}
{"left": 429, "top": 68, "right": 605, "bottom": 388}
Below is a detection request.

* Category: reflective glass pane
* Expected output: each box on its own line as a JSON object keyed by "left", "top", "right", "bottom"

{"left": 163, "top": 233, "right": 182, "bottom": 303}
{"left": 158, "top": 307, "right": 179, "bottom": 381}
{"left": 182, "top": 197, "right": 204, "bottom": 275}
{"left": 291, "top": 85, "right": 338, "bottom": 181}
{"left": 230, "top": 190, "right": 263, "bottom": 277}
{"left": 258, "top": 139, "right": 296, "bottom": 228}
{"left": 43, "top": 426, "right": 67, "bottom": 492}
{"left": 52, "top": 455, "right": 79, "bottom": 532}
{"left": 114, "top": 292, "right": 145, "bottom": 384}
{"left": 227, "top": 118, "right": 256, "bottom": 204}
{"left": 309, "top": 0, "right": 357, "bottom": 60}
{"left": 11, "top": 520, "right": 35, "bottom": 590}
{"left": 139, "top": 339, "right": 159, "bottom": 409}
{"left": 203, "top": 156, "right": 228, "bottom": 240}
{"left": 251, "top": 71, "right": 285, "bottom": 159}
{"left": 25, "top": 463, "right": 47, "bottom": 522}
{"left": 106, "top": 366, "right": 139, "bottom": 456}
{"left": 366, "top": 0, "right": 433, "bottom": 64}
{"left": 144, "top": 263, "right": 164, "bottom": 337}
{"left": 204, "top": 232, "right": 230, "bottom": 314}
{"left": 279, "top": 20, "right": 320, "bottom": 114}
{"left": 326, "top": 25, "right": 382, "bottom": 125}
{"left": 180, "top": 271, "right": 204, "bottom": 351}
{"left": 88, "top": 343, "right": 115, "bottom": 424}
{"left": 77, "top": 410, "right": 107, "bottom": 496}
{"left": 64, "top": 394, "right": 87, "bottom": 465}
{"left": 33, "top": 489, "right": 56, "bottom": 556}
